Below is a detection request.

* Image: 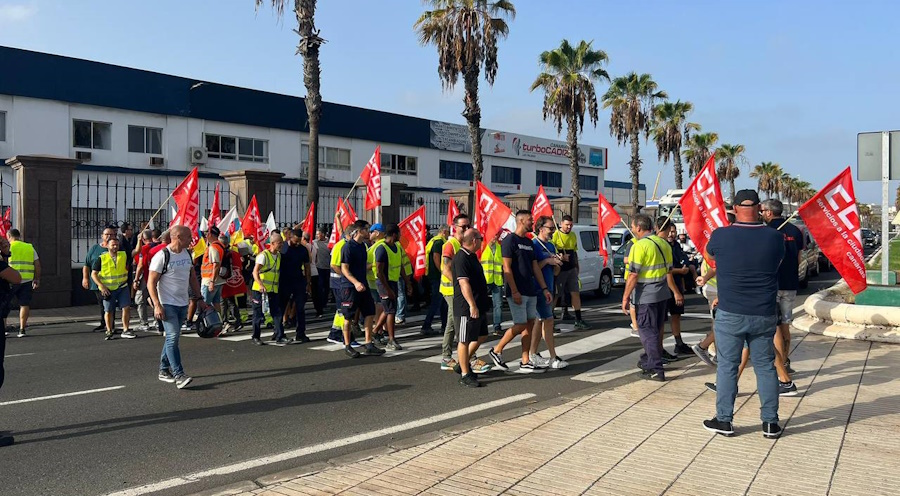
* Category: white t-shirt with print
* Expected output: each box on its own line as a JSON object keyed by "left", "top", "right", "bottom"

{"left": 149, "top": 247, "right": 193, "bottom": 307}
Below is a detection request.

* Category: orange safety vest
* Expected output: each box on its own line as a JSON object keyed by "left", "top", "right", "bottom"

{"left": 201, "top": 241, "right": 226, "bottom": 280}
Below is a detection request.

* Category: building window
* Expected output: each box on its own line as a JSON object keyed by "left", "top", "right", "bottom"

{"left": 71, "top": 207, "right": 116, "bottom": 239}
{"left": 301, "top": 144, "right": 351, "bottom": 173}
{"left": 536, "top": 170, "right": 562, "bottom": 188}
{"left": 381, "top": 152, "right": 418, "bottom": 176}
{"left": 205, "top": 134, "right": 268, "bottom": 162}
{"left": 400, "top": 192, "right": 415, "bottom": 207}
{"left": 579, "top": 174, "right": 599, "bottom": 191}
{"left": 128, "top": 126, "right": 163, "bottom": 154}
{"left": 491, "top": 165, "right": 521, "bottom": 185}
{"left": 439, "top": 160, "right": 473, "bottom": 181}
{"left": 0, "top": 111, "right": 6, "bottom": 142}
{"left": 73, "top": 119, "right": 111, "bottom": 150}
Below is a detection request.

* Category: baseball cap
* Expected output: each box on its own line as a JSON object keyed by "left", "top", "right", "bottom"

{"left": 370, "top": 223, "right": 384, "bottom": 232}
{"left": 733, "top": 189, "right": 761, "bottom": 206}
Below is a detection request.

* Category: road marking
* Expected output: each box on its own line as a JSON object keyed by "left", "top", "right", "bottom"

{"left": 3, "top": 353, "right": 35, "bottom": 358}
{"left": 0, "top": 386, "right": 125, "bottom": 406}
{"left": 571, "top": 335, "right": 699, "bottom": 384}
{"left": 105, "top": 393, "right": 537, "bottom": 496}
{"left": 504, "top": 327, "right": 634, "bottom": 369}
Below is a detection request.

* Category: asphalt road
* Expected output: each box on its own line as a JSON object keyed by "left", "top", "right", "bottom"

{"left": 0, "top": 271, "right": 842, "bottom": 496}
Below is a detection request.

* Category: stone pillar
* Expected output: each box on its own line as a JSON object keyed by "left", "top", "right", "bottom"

{"left": 585, "top": 201, "right": 600, "bottom": 225}
{"left": 504, "top": 193, "right": 534, "bottom": 214}
{"left": 444, "top": 188, "right": 474, "bottom": 218}
{"left": 360, "top": 183, "right": 405, "bottom": 226}
{"left": 220, "top": 170, "right": 285, "bottom": 220}
{"left": 550, "top": 198, "right": 573, "bottom": 220}
{"left": 7, "top": 155, "right": 80, "bottom": 309}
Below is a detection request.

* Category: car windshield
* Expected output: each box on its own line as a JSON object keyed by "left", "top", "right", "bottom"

{"left": 608, "top": 232, "right": 624, "bottom": 245}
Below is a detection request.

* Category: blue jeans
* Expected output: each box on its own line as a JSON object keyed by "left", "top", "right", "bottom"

{"left": 160, "top": 304, "right": 188, "bottom": 377}
{"left": 714, "top": 309, "right": 779, "bottom": 423}
{"left": 201, "top": 284, "right": 223, "bottom": 305}
{"left": 489, "top": 284, "right": 503, "bottom": 329}
{"left": 397, "top": 278, "right": 407, "bottom": 320}
{"left": 422, "top": 278, "right": 446, "bottom": 331}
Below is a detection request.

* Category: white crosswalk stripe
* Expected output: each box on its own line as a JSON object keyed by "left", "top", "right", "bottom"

{"left": 570, "top": 334, "right": 703, "bottom": 384}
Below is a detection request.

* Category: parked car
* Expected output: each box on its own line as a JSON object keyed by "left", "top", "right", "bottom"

{"left": 861, "top": 228, "right": 878, "bottom": 248}
{"left": 790, "top": 219, "right": 821, "bottom": 289}
{"left": 568, "top": 225, "right": 614, "bottom": 298}
{"left": 607, "top": 227, "right": 633, "bottom": 255}
{"left": 611, "top": 239, "right": 632, "bottom": 288}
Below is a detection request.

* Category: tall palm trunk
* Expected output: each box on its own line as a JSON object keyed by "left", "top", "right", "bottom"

{"left": 296, "top": 0, "right": 321, "bottom": 210}
{"left": 567, "top": 113, "right": 580, "bottom": 222}
{"left": 728, "top": 174, "right": 736, "bottom": 204}
{"left": 463, "top": 69, "right": 484, "bottom": 182}
{"left": 673, "top": 151, "right": 683, "bottom": 190}
{"left": 629, "top": 132, "right": 641, "bottom": 215}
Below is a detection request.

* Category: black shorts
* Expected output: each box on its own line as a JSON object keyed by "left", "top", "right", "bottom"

{"left": 667, "top": 296, "right": 685, "bottom": 316}
{"left": 377, "top": 281, "right": 399, "bottom": 315}
{"left": 340, "top": 287, "right": 376, "bottom": 319}
{"left": 456, "top": 314, "right": 488, "bottom": 343}
{"left": 10, "top": 282, "right": 33, "bottom": 305}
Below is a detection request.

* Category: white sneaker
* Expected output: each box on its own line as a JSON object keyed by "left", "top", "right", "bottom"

{"left": 529, "top": 353, "right": 550, "bottom": 369}
{"left": 549, "top": 357, "right": 569, "bottom": 369}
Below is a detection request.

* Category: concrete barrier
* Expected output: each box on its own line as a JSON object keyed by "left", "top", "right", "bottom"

{"left": 793, "top": 281, "right": 900, "bottom": 343}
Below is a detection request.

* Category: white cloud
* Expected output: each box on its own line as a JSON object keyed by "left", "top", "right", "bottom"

{"left": 0, "top": 3, "right": 37, "bottom": 23}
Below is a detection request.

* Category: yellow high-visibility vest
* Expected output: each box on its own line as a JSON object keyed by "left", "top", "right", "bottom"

{"left": 252, "top": 251, "right": 281, "bottom": 293}
{"left": 439, "top": 237, "right": 461, "bottom": 296}
{"left": 98, "top": 251, "right": 127, "bottom": 290}
{"left": 9, "top": 240, "right": 35, "bottom": 281}
{"left": 424, "top": 235, "right": 445, "bottom": 276}
{"left": 480, "top": 241, "right": 503, "bottom": 286}
{"left": 371, "top": 240, "right": 402, "bottom": 282}
{"left": 630, "top": 235, "right": 672, "bottom": 284}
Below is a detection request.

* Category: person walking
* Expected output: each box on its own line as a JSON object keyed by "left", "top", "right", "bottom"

{"left": 92, "top": 237, "right": 135, "bottom": 340}
{"left": 200, "top": 226, "right": 228, "bottom": 315}
{"left": 372, "top": 224, "right": 411, "bottom": 350}
{"left": 147, "top": 225, "right": 207, "bottom": 389}
{"left": 7, "top": 229, "right": 40, "bottom": 338}
{"left": 313, "top": 227, "right": 331, "bottom": 316}
{"left": 552, "top": 215, "right": 589, "bottom": 330}
{"left": 0, "top": 235, "right": 22, "bottom": 446}
{"left": 281, "top": 229, "right": 311, "bottom": 343}
{"left": 488, "top": 211, "right": 553, "bottom": 373}
{"left": 452, "top": 228, "right": 491, "bottom": 387}
{"left": 366, "top": 224, "right": 386, "bottom": 343}
{"left": 702, "top": 190, "right": 786, "bottom": 438}
{"left": 480, "top": 230, "right": 504, "bottom": 334}
{"left": 327, "top": 228, "right": 352, "bottom": 345}
{"left": 531, "top": 216, "right": 567, "bottom": 369}
{"left": 304, "top": 231, "right": 325, "bottom": 318}
{"left": 621, "top": 214, "right": 681, "bottom": 382}
{"left": 132, "top": 229, "right": 159, "bottom": 332}
{"left": 339, "top": 220, "right": 384, "bottom": 358}
{"left": 395, "top": 248, "right": 413, "bottom": 325}
{"left": 220, "top": 239, "right": 247, "bottom": 334}
{"left": 251, "top": 232, "right": 288, "bottom": 346}
{"left": 656, "top": 219, "right": 690, "bottom": 359}
{"left": 83, "top": 226, "right": 115, "bottom": 332}
{"left": 438, "top": 215, "right": 467, "bottom": 370}
{"left": 421, "top": 225, "right": 449, "bottom": 336}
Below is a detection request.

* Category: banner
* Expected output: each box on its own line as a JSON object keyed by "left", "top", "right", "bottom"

{"left": 264, "top": 212, "right": 277, "bottom": 238}
{"left": 328, "top": 198, "right": 358, "bottom": 249}
{"left": 241, "top": 195, "right": 265, "bottom": 249}
{"left": 532, "top": 185, "right": 554, "bottom": 221}
{"left": 448, "top": 198, "right": 459, "bottom": 235}
{"left": 597, "top": 193, "right": 622, "bottom": 267}
{"left": 360, "top": 145, "right": 382, "bottom": 210}
{"left": 0, "top": 207, "right": 10, "bottom": 238}
{"left": 217, "top": 205, "right": 238, "bottom": 235}
{"left": 798, "top": 167, "right": 867, "bottom": 294}
{"left": 208, "top": 183, "right": 222, "bottom": 229}
{"left": 475, "top": 181, "right": 513, "bottom": 249}
{"left": 170, "top": 168, "right": 200, "bottom": 232}
{"left": 399, "top": 206, "right": 427, "bottom": 279}
{"left": 301, "top": 202, "right": 316, "bottom": 241}
{"left": 678, "top": 155, "right": 728, "bottom": 266}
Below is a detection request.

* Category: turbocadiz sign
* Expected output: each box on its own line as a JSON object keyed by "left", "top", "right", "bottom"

{"left": 483, "top": 129, "right": 607, "bottom": 168}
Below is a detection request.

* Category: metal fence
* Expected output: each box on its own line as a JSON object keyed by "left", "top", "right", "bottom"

{"left": 274, "top": 182, "right": 363, "bottom": 230}
{"left": 70, "top": 171, "right": 231, "bottom": 265}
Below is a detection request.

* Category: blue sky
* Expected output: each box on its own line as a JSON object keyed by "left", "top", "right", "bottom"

{"left": 1, "top": 0, "right": 898, "bottom": 204}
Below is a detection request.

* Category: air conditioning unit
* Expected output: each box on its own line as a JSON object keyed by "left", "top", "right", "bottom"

{"left": 75, "top": 151, "right": 92, "bottom": 162}
{"left": 149, "top": 156, "right": 165, "bottom": 167}
{"left": 190, "top": 146, "right": 208, "bottom": 165}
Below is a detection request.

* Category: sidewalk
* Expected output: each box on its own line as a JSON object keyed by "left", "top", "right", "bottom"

{"left": 218, "top": 331, "right": 899, "bottom": 496}
{"left": 23, "top": 304, "right": 100, "bottom": 327}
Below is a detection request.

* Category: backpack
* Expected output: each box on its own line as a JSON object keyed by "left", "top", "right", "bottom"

{"left": 212, "top": 241, "right": 232, "bottom": 279}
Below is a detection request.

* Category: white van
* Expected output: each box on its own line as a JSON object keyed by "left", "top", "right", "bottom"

{"left": 568, "top": 224, "right": 613, "bottom": 298}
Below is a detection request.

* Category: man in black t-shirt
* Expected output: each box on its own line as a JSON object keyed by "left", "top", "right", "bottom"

{"left": 452, "top": 229, "right": 491, "bottom": 387}
{"left": 339, "top": 220, "right": 384, "bottom": 358}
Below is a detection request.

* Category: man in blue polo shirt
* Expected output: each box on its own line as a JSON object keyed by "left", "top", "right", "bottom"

{"left": 703, "top": 189, "right": 785, "bottom": 439}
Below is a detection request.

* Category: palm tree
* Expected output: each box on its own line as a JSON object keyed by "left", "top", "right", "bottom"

{"left": 651, "top": 101, "right": 698, "bottom": 190}
{"left": 858, "top": 203, "right": 873, "bottom": 229}
{"left": 749, "top": 161, "right": 782, "bottom": 198}
{"left": 256, "top": 0, "right": 324, "bottom": 210}
{"left": 530, "top": 39, "right": 609, "bottom": 221}
{"left": 715, "top": 144, "right": 747, "bottom": 204}
{"left": 793, "top": 180, "right": 813, "bottom": 203}
{"left": 778, "top": 174, "right": 796, "bottom": 203}
{"left": 682, "top": 132, "right": 719, "bottom": 178}
{"left": 415, "top": 0, "right": 516, "bottom": 182}
{"left": 602, "top": 73, "right": 667, "bottom": 213}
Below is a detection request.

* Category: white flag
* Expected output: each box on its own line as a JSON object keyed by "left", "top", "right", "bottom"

{"left": 217, "top": 205, "right": 238, "bottom": 233}
{"left": 199, "top": 216, "right": 209, "bottom": 233}
{"left": 264, "top": 212, "right": 277, "bottom": 236}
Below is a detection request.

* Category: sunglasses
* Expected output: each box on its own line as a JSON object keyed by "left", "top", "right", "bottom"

{"left": 457, "top": 224, "right": 471, "bottom": 230}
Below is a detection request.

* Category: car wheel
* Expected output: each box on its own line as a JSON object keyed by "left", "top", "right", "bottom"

{"left": 595, "top": 271, "right": 612, "bottom": 298}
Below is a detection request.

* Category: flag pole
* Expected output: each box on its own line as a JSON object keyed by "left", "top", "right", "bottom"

{"left": 777, "top": 211, "right": 799, "bottom": 230}
{"left": 146, "top": 190, "right": 175, "bottom": 227}
{"left": 619, "top": 219, "right": 636, "bottom": 239}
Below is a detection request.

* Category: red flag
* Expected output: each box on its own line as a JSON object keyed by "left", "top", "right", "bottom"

{"left": 474, "top": 181, "right": 512, "bottom": 249}
{"left": 208, "top": 183, "right": 222, "bottom": 229}
{"left": 399, "top": 206, "right": 428, "bottom": 279}
{"left": 300, "top": 202, "right": 316, "bottom": 241}
{"left": 360, "top": 146, "right": 382, "bottom": 210}
{"left": 597, "top": 193, "right": 622, "bottom": 266}
{"left": 678, "top": 155, "right": 728, "bottom": 266}
{"left": 327, "top": 201, "right": 341, "bottom": 249}
{"left": 241, "top": 195, "right": 265, "bottom": 249}
{"left": 532, "top": 185, "right": 554, "bottom": 221}
{"left": 0, "top": 207, "right": 10, "bottom": 238}
{"left": 798, "top": 167, "right": 867, "bottom": 294}
{"left": 328, "top": 198, "right": 358, "bottom": 249}
{"left": 171, "top": 168, "right": 201, "bottom": 233}
{"left": 448, "top": 198, "right": 460, "bottom": 236}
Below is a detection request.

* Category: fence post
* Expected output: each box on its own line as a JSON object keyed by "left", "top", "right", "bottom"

{"left": 220, "top": 170, "right": 285, "bottom": 221}
{"left": 6, "top": 155, "right": 80, "bottom": 308}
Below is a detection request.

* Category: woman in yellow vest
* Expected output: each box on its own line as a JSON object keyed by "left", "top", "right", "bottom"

{"left": 479, "top": 231, "right": 504, "bottom": 334}
{"left": 91, "top": 237, "right": 134, "bottom": 340}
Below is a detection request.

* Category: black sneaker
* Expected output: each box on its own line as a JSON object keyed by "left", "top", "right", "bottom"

{"left": 642, "top": 370, "right": 665, "bottom": 382}
{"left": 420, "top": 326, "right": 434, "bottom": 336}
{"left": 459, "top": 373, "right": 480, "bottom": 388}
{"left": 104, "top": 333, "right": 114, "bottom": 341}
{"left": 661, "top": 350, "right": 679, "bottom": 362}
{"left": 673, "top": 343, "right": 693, "bottom": 356}
{"left": 636, "top": 360, "right": 649, "bottom": 373}
{"left": 703, "top": 417, "right": 734, "bottom": 437}
{"left": 251, "top": 338, "right": 265, "bottom": 346}
{"left": 345, "top": 346, "right": 361, "bottom": 358}
{"left": 785, "top": 360, "right": 795, "bottom": 374}
{"left": 705, "top": 382, "right": 717, "bottom": 392}
{"left": 778, "top": 381, "right": 799, "bottom": 397}
{"left": 488, "top": 349, "right": 508, "bottom": 370}
{"left": 0, "top": 435, "right": 14, "bottom": 447}
{"left": 294, "top": 334, "right": 311, "bottom": 343}
{"left": 364, "top": 343, "right": 385, "bottom": 356}
{"left": 762, "top": 422, "right": 783, "bottom": 439}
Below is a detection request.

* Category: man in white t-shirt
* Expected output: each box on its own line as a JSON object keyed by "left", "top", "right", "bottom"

{"left": 147, "top": 225, "right": 207, "bottom": 390}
